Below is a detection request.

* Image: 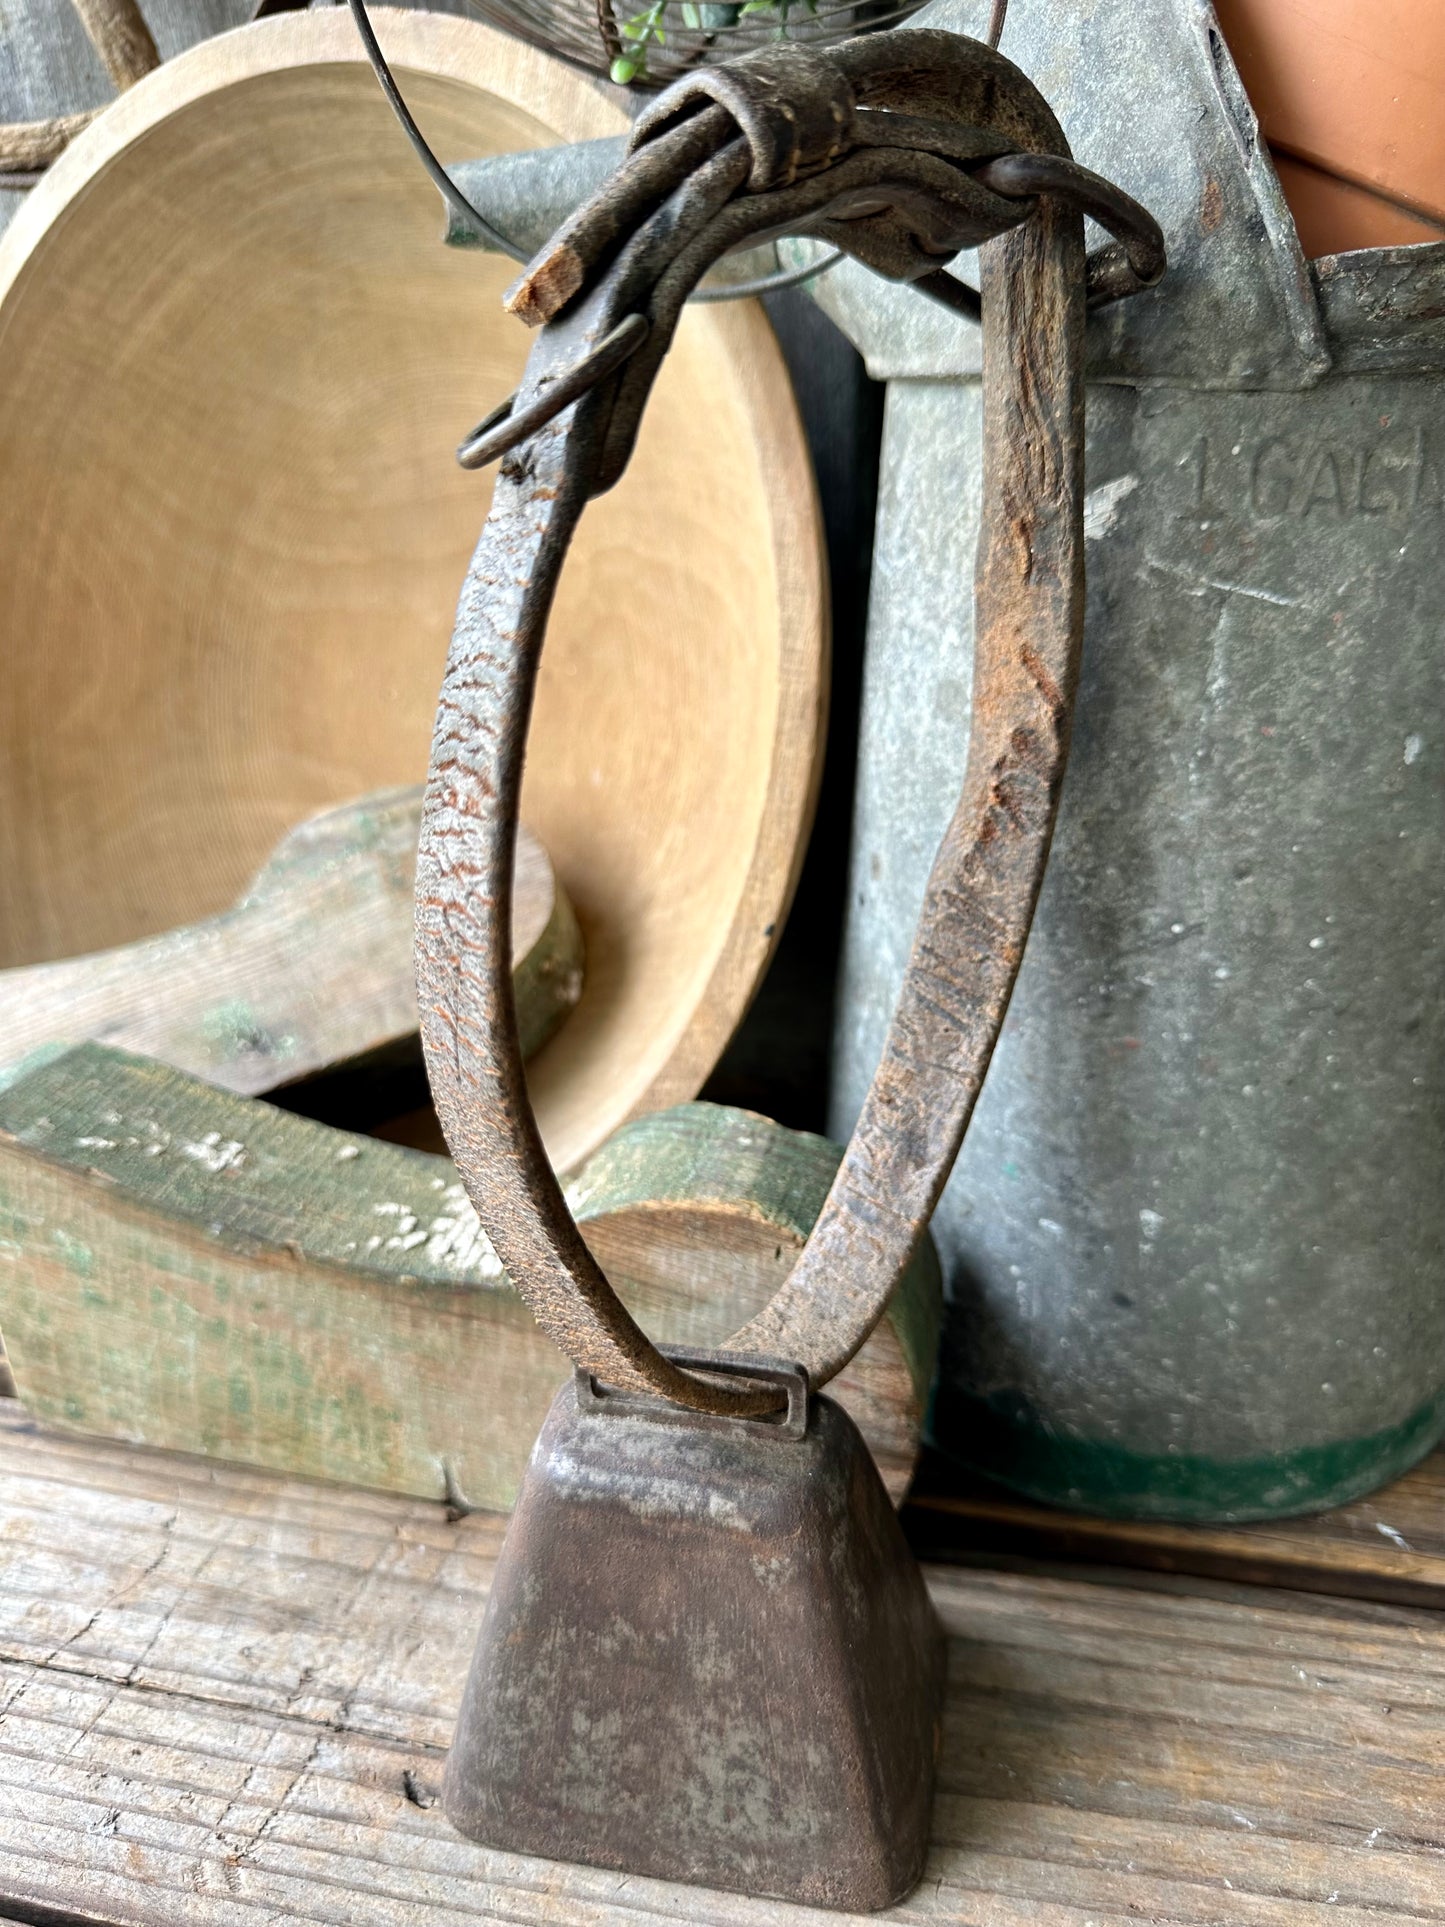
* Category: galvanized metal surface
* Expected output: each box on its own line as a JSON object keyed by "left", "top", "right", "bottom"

{"left": 444, "top": 1362, "right": 945, "bottom": 1910}
{"left": 827, "top": 0, "right": 1445, "bottom": 1519}
{"left": 810, "top": 0, "right": 1326, "bottom": 387}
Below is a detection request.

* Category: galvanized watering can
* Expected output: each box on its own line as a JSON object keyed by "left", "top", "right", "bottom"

{"left": 819, "top": 0, "right": 1445, "bottom": 1520}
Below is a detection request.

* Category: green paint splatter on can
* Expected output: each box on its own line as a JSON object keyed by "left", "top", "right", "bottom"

{"left": 933, "top": 1387, "right": 1445, "bottom": 1522}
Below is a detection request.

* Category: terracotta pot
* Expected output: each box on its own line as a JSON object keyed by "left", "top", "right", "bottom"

{"left": 1215, "top": 0, "right": 1445, "bottom": 253}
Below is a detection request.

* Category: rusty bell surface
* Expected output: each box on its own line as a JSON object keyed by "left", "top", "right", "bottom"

{"left": 443, "top": 1363, "right": 945, "bottom": 1910}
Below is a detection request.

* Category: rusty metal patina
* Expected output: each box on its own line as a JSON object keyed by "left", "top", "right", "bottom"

{"left": 444, "top": 1354, "right": 945, "bottom": 1909}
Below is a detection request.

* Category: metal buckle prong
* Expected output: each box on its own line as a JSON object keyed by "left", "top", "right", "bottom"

{"left": 456, "top": 312, "right": 650, "bottom": 470}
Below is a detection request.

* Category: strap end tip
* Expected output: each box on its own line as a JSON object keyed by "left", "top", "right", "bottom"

{"left": 504, "top": 249, "right": 585, "bottom": 327}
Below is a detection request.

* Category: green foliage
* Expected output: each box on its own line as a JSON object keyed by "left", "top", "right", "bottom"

{"left": 611, "top": 0, "right": 668, "bottom": 84}
{"left": 611, "top": 0, "right": 817, "bottom": 84}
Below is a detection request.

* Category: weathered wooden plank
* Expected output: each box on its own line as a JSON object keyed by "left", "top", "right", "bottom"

{"left": 908, "top": 1445, "right": 1445, "bottom": 1609}
{"left": 0, "top": 789, "right": 581, "bottom": 1096}
{"left": 0, "top": 1062, "right": 938, "bottom": 1509}
{"left": 1, "top": 1410, "right": 1443, "bottom": 1925}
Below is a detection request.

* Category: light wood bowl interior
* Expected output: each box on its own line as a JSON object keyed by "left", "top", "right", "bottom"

{"left": 0, "top": 11, "right": 825, "bottom": 1173}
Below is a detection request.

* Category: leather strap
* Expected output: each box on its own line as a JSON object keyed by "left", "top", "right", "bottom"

{"left": 415, "top": 28, "right": 1161, "bottom": 1417}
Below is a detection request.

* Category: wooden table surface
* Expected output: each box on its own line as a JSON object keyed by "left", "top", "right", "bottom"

{"left": 3, "top": 1403, "right": 1444, "bottom": 1925}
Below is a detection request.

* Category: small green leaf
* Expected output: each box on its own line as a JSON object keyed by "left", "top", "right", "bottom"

{"left": 611, "top": 52, "right": 640, "bottom": 81}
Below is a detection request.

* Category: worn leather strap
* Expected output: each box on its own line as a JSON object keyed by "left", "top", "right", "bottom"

{"left": 415, "top": 28, "right": 1156, "bottom": 1417}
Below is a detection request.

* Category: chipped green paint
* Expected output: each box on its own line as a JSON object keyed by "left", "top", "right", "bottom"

{"left": 201, "top": 997, "right": 291, "bottom": 1066}
{"left": 561, "top": 1102, "right": 942, "bottom": 1412}
{"left": 0, "top": 1046, "right": 940, "bottom": 1510}
{"left": 0, "top": 1040, "right": 70, "bottom": 1097}
{"left": 50, "top": 1229, "right": 94, "bottom": 1278}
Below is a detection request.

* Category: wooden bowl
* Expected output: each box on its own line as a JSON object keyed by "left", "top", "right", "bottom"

{"left": 0, "top": 9, "right": 824, "bottom": 1174}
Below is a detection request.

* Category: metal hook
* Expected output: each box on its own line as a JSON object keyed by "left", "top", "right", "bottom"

{"left": 978, "top": 150, "right": 1167, "bottom": 285}
{"left": 911, "top": 146, "right": 1166, "bottom": 323}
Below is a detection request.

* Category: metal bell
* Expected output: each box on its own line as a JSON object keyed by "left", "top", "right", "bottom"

{"left": 443, "top": 1355, "right": 945, "bottom": 1912}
